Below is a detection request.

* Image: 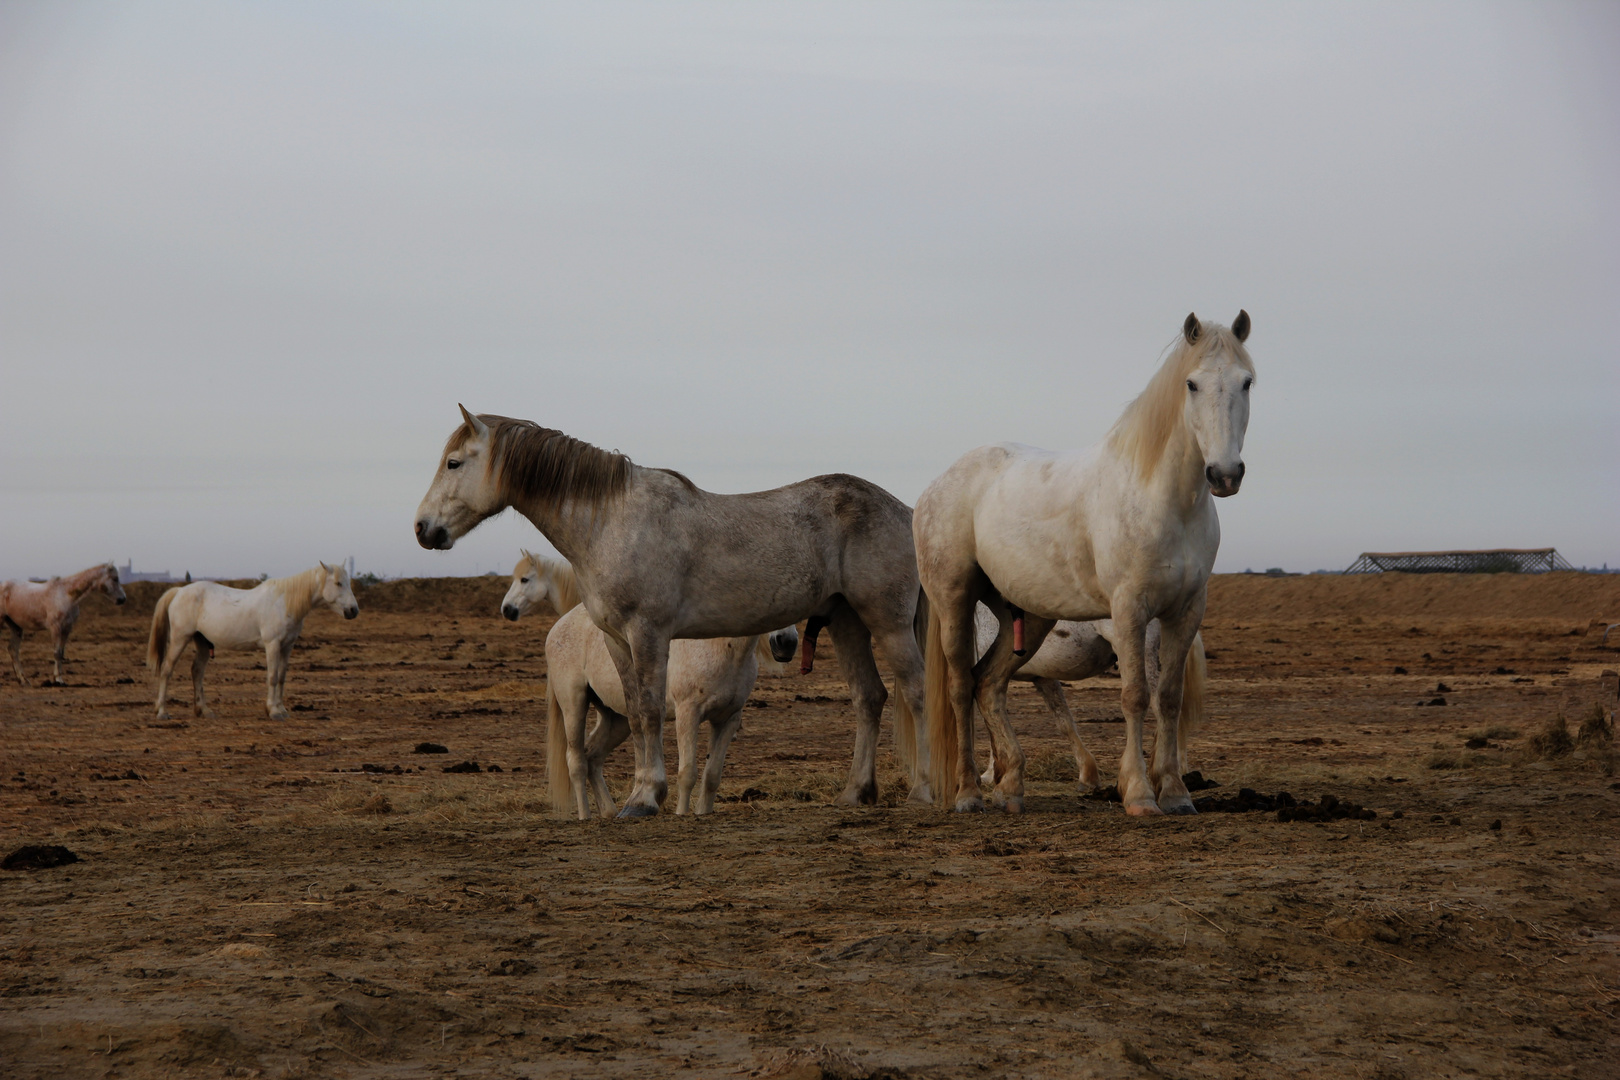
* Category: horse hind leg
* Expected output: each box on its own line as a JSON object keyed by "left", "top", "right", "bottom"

{"left": 695, "top": 709, "right": 745, "bottom": 816}
{"left": 827, "top": 603, "right": 886, "bottom": 807}
{"left": 1034, "top": 676, "right": 1100, "bottom": 793}
{"left": 153, "top": 634, "right": 188, "bottom": 720}
{"left": 973, "top": 611, "right": 1055, "bottom": 815}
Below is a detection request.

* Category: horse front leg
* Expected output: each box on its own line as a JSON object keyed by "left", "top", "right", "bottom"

{"left": 50, "top": 628, "right": 68, "bottom": 685}
{"left": 264, "top": 641, "right": 291, "bottom": 721}
{"left": 1148, "top": 606, "right": 1204, "bottom": 815}
{"left": 827, "top": 604, "right": 887, "bottom": 806}
{"left": 5, "top": 620, "right": 26, "bottom": 685}
{"left": 607, "top": 628, "right": 671, "bottom": 818}
{"left": 1109, "top": 607, "right": 1161, "bottom": 816}
{"left": 191, "top": 640, "right": 214, "bottom": 719}
{"left": 1034, "top": 676, "right": 1100, "bottom": 793}
{"left": 673, "top": 703, "right": 701, "bottom": 816}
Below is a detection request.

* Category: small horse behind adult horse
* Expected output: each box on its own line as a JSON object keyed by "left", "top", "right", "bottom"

{"left": 501, "top": 551, "right": 797, "bottom": 817}
{"left": 0, "top": 562, "right": 126, "bottom": 685}
{"left": 971, "top": 606, "right": 1206, "bottom": 793}
{"left": 917, "top": 311, "right": 1254, "bottom": 815}
{"left": 147, "top": 563, "right": 358, "bottom": 720}
{"left": 416, "top": 406, "right": 932, "bottom": 817}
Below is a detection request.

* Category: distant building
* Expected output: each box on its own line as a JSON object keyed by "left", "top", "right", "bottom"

{"left": 118, "top": 560, "right": 182, "bottom": 584}
{"left": 1344, "top": 548, "right": 1574, "bottom": 574}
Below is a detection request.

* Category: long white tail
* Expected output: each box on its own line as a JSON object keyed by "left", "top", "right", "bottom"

{"left": 546, "top": 680, "right": 573, "bottom": 815}
{"left": 924, "top": 601, "right": 960, "bottom": 802}
{"left": 1179, "top": 630, "right": 1207, "bottom": 741}
{"left": 146, "top": 588, "right": 180, "bottom": 670}
{"left": 892, "top": 588, "right": 927, "bottom": 778}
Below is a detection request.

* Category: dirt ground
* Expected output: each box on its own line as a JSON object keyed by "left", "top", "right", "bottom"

{"left": 3, "top": 572, "right": 1618, "bottom": 1080}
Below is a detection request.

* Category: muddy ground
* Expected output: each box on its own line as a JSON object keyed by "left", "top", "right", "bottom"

{"left": 2, "top": 572, "right": 1618, "bottom": 1079}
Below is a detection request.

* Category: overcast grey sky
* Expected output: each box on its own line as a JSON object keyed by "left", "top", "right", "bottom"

{"left": 2, "top": 1, "right": 1616, "bottom": 581}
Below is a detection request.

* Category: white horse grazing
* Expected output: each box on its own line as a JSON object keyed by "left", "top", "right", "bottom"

{"left": 416, "top": 407, "right": 932, "bottom": 817}
{"left": 501, "top": 551, "right": 797, "bottom": 817}
{"left": 972, "top": 606, "right": 1205, "bottom": 793}
{"left": 917, "top": 311, "right": 1253, "bottom": 815}
{"left": 0, "top": 563, "right": 126, "bottom": 685}
{"left": 146, "top": 563, "right": 359, "bottom": 720}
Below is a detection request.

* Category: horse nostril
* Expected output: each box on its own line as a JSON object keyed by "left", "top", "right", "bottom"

{"left": 1235, "top": 462, "right": 1246, "bottom": 481}
{"left": 1205, "top": 465, "right": 1218, "bottom": 486}
{"left": 503, "top": 606, "right": 519, "bottom": 621}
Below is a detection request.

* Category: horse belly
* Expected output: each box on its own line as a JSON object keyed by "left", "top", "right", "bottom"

{"left": 194, "top": 600, "right": 269, "bottom": 651}
{"left": 973, "top": 455, "right": 1114, "bottom": 621}
{"left": 667, "top": 638, "right": 754, "bottom": 716}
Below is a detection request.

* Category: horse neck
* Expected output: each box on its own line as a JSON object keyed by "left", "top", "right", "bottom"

{"left": 274, "top": 567, "right": 324, "bottom": 622}
{"left": 60, "top": 565, "right": 105, "bottom": 601}
{"left": 544, "top": 562, "right": 583, "bottom": 614}
{"left": 510, "top": 469, "right": 637, "bottom": 566}
{"left": 1151, "top": 420, "right": 1212, "bottom": 513}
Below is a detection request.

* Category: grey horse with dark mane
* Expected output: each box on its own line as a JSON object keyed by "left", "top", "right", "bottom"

{"left": 415, "top": 406, "right": 932, "bottom": 817}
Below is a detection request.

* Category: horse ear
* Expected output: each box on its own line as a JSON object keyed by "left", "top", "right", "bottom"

{"left": 458, "top": 404, "right": 490, "bottom": 439}
{"left": 1232, "top": 309, "right": 1250, "bottom": 343}
{"left": 319, "top": 561, "right": 330, "bottom": 573}
{"left": 1183, "top": 313, "right": 1201, "bottom": 345}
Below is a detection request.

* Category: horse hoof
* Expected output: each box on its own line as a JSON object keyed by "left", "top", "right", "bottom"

{"left": 1001, "top": 796, "right": 1024, "bottom": 815}
{"left": 1075, "top": 781, "right": 1097, "bottom": 795}
{"left": 616, "top": 803, "right": 659, "bottom": 820}
{"left": 907, "top": 782, "right": 935, "bottom": 805}
{"left": 834, "top": 785, "right": 877, "bottom": 807}
{"left": 953, "top": 795, "right": 985, "bottom": 813}
{"left": 1125, "top": 800, "right": 1164, "bottom": 817}
{"left": 1158, "top": 793, "right": 1198, "bottom": 815}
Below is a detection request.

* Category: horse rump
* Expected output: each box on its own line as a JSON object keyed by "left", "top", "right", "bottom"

{"left": 146, "top": 587, "right": 182, "bottom": 670}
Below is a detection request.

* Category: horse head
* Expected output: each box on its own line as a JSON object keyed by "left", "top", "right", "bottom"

{"left": 1180, "top": 310, "right": 1254, "bottom": 498}
{"left": 416, "top": 405, "right": 506, "bottom": 550}
{"left": 502, "top": 550, "right": 547, "bottom": 621}
{"left": 318, "top": 562, "right": 360, "bottom": 620}
{"left": 102, "top": 562, "right": 127, "bottom": 605}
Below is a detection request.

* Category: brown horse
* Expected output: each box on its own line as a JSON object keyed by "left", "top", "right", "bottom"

{"left": 0, "top": 562, "right": 126, "bottom": 685}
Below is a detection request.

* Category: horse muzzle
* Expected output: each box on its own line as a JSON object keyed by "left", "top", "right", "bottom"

{"left": 344, "top": 606, "right": 359, "bottom": 620}
{"left": 415, "top": 519, "right": 452, "bottom": 550}
{"left": 502, "top": 604, "right": 521, "bottom": 622}
{"left": 1205, "top": 462, "right": 1245, "bottom": 498}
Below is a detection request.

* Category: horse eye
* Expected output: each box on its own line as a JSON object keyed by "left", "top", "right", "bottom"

{"left": 1243, "top": 378, "right": 1253, "bottom": 391}
{"left": 1186, "top": 380, "right": 1199, "bottom": 392}
{"left": 446, "top": 459, "right": 462, "bottom": 470}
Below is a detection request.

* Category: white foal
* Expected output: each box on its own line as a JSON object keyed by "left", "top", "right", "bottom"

{"left": 0, "top": 562, "right": 125, "bottom": 685}
{"left": 146, "top": 563, "right": 358, "bottom": 720}
{"left": 501, "top": 551, "right": 797, "bottom": 818}
{"left": 971, "top": 606, "right": 1206, "bottom": 793}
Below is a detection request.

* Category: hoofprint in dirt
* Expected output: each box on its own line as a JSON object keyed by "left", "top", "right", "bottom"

{"left": 1, "top": 573, "right": 1617, "bottom": 1078}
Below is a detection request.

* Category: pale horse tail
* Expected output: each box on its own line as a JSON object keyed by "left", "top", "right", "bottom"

{"left": 924, "top": 599, "right": 961, "bottom": 804}
{"left": 546, "top": 678, "right": 573, "bottom": 816}
{"left": 891, "top": 588, "right": 926, "bottom": 779}
{"left": 1179, "top": 630, "right": 1207, "bottom": 743}
{"left": 146, "top": 587, "right": 180, "bottom": 671}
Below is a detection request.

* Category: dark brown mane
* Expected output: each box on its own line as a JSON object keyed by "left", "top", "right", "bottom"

{"left": 456, "top": 415, "right": 631, "bottom": 508}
